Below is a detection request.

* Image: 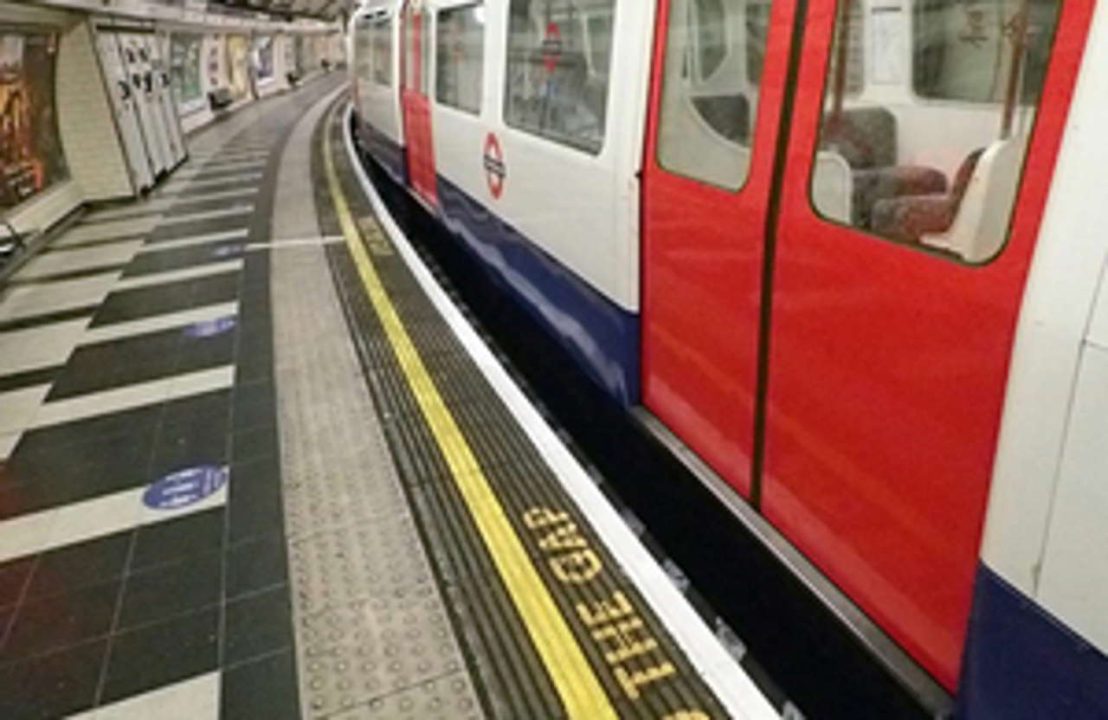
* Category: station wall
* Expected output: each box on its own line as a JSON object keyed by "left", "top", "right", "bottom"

{"left": 0, "top": 0, "right": 342, "bottom": 243}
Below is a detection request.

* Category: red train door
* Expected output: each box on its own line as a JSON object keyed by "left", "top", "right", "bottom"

{"left": 642, "top": 0, "right": 800, "bottom": 498}
{"left": 643, "top": 0, "right": 1092, "bottom": 691}
{"left": 401, "top": 0, "right": 438, "bottom": 207}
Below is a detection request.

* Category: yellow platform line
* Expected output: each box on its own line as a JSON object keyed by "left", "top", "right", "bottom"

{"left": 323, "top": 114, "right": 618, "bottom": 720}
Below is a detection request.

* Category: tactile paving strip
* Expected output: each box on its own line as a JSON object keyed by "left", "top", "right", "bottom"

{"left": 323, "top": 107, "right": 733, "bottom": 720}
{"left": 269, "top": 95, "right": 486, "bottom": 720}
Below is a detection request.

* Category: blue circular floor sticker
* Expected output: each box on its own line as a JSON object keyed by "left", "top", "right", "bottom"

{"left": 144, "top": 465, "right": 229, "bottom": 510}
{"left": 183, "top": 316, "right": 236, "bottom": 339}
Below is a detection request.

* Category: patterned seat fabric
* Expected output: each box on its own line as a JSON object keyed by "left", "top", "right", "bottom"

{"left": 870, "top": 149, "right": 985, "bottom": 244}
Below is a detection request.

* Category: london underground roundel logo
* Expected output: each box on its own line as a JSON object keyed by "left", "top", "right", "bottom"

{"left": 483, "top": 133, "right": 506, "bottom": 200}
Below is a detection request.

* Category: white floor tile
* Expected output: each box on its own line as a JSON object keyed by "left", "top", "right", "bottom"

{"left": 0, "top": 509, "right": 59, "bottom": 564}
{"left": 55, "top": 216, "right": 160, "bottom": 246}
{"left": 80, "top": 302, "right": 238, "bottom": 346}
{"left": 0, "top": 385, "right": 51, "bottom": 435}
{"left": 158, "top": 205, "right": 254, "bottom": 227}
{"left": 0, "top": 432, "right": 18, "bottom": 460}
{"left": 0, "top": 273, "right": 117, "bottom": 322}
{"left": 0, "top": 318, "right": 87, "bottom": 375}
{"left": 82, "top": 672, "right": 220, "bottom": 720}
{"left": 14, "top": 241, "right": 142, "bottom": 280}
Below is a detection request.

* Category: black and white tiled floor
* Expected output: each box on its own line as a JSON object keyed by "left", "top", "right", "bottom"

{"left": 0, "top": 77, "right": 343, "bottom": 719}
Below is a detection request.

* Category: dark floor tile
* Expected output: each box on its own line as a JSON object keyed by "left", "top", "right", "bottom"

{"left": 0, "top": 639, "right": 106, "bottom": 719}
{"left": 1, "top": 580, "right": 119, "bottom": 662}
{"left": 148, "top": 216, "right": 250, "bottom": 244}
{"left": 12, "top": 403, "right": 161, "bottom": 456}
{"left": 230, "top": 423, "right": 278, "bottom": 464}
{"left": 0, "top": 366, "right": 62, "bottom": 395}
{"left": 25, "top": 532, "right": 132, "bottom": 600}
{"left": 101, "top": 607, "right": 218, "bottom": 704}
{"left": 0, "top": 558, "right": 34, "bottom": 608}
{"left": 226, "top": 533, "right": 286, "bottom": 599}
{"left": 123, "top": 241, "right": 246, "bottom": 278}
{"left": 91, "top": 273, "right": 239, "bottom": 327}
{"left": 0, "top": 305, "right": 97, "bottom": 335}
{"left": 224, "top": 587, "right": 292, "bottom": 665}
{"left": 149, "top": 417, "right": 231, "bottom": 480}
{"left": 166, "top": 194, "right": 257, "bottom": 217}
{"left": 117, "top": 552, "right": 222, "bottom": 630}
{"left": 221, "top": 648, "right": 300, "bottom": 720}
{"left": 177, "top": 180, "right": 257, "bottom": 199}
{"left": 227, "top": 457, "right": 284, "bottom": 543}
{"left": 131, "top": 508, "right": 225, "bottom": 571}
{"left": 231, "top": 380, "right": 277, "bottom": 432}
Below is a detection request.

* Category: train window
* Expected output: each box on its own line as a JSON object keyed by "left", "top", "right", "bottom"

{"left": 810, "top": 0, "right": 1060, "bottom": 263}
{"left": 372, "top": 18, "right": 392, "bottom": 86}
{"left": 914, "top": 0, "right": 1056, "bottom": 104}
{"left": 656, "top": 0, "right": 773, "bottom": 191}
{"left": 504, "top": 0, "right": 615, "bottom": 155}
{"left": 697, "top": 0, "right": 727, "bottom": 79}
{"left": 436, "top": 4, "right": 485, "bottom": 114}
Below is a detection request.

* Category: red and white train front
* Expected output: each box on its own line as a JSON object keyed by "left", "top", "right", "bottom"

{"left": 348, "top": 0, "right": 1108, "bottom": 715}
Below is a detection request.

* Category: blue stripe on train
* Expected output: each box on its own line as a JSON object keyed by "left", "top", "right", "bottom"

{"left": 958, "top": 564, "right": 1108, "bottom": 719}
{"left": 435, "top": 175, "right": 641, "bottom": 406}
{"left": 355, "top": 117, "right": 640, "bottom": 405}
{"left": 354, "top": 117, "right": 406, "bottom": 187}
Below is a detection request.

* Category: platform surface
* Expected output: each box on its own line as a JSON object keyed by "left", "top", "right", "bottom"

{"left": 0, "top": 76, "right": 775, "bottom": 720}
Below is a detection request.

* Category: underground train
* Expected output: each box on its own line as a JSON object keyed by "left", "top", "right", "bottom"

{"left": 347, "top": 0, "right": 1108, "bottom": 715}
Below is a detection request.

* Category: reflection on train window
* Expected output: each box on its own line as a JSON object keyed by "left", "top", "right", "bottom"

{"left": 371, "top": 18, "right": 392, "bottom": 86}
{"left": 355, "top": 20, "right": 375, "bottom": 89}
{"left": 811, "top": 0, "right": 1060, "bottom": 263}
{"left": 914, "top": 0, "right": 1056, "bottom": 104}
{"left": 436, "top": 4, "right": 485, "bottom": 114}
{"left": 504, "top": 0, "right": 615, "bottom": 155}
{"left": 657, "top": 0, "right": 774, "bottom": 191}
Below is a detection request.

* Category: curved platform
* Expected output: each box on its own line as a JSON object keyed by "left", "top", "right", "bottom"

{"left": 0, "top": 74, "right": 778, "bottom": 720}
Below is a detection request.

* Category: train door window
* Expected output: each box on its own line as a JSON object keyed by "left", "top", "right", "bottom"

{"left": 656, "top": 0, "right": 774, "bottom": 190}
{"left": 421, "top": 10, "right": 433, "bottom": 95}
{"left": 372, "top": 18, "right": 392, "bottom": 86}
{"left": 436, "top": 4, "right": 485, "bottom": 114}
{"left": 810, "top": 0, "right": 1061, "bottom": 263}
{"left": 504, "top": 0, "right": 616, "bottom": 154}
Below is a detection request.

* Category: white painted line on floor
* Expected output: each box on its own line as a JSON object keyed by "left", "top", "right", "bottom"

{"left": 247, "top": 235, "right": 344, "bottom": 250}
{"left": 137, "top": 229, "right": 249, "bottom": 255}
{"left": 343, "top": 105, "right": 778, "bottom": 720}
{"left": 112, "top": 259, "right": 243, "bottom": 292}
{"left": 67, "top": 671, "right": 220, "bottom": 720}
{"left": 30, "top": 365, "right": 234, "bottom": 430}
{"left": 0, "top": 481, "right": 228, "bottom": 566}
{"left": 80, "top": 302, "right": 239, "bottom": 346}
{"left": 158, "top": 205, "right": 254, "bottom": 227}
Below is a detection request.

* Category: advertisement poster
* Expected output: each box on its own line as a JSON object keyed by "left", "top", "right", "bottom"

{"left": 226, "top": 35, "right": 250, "bottom": 99}
{"left": 206, "top": 35, "right": 224, "bottom": 89}
{"left": 0, "top": 29, "right": 68, "bottom": 211}
{"left": 170, "top": 33, "right": 203, "bottom": 106}
{"left": 253, "top": 35, "right": 274, "bottom": 81}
